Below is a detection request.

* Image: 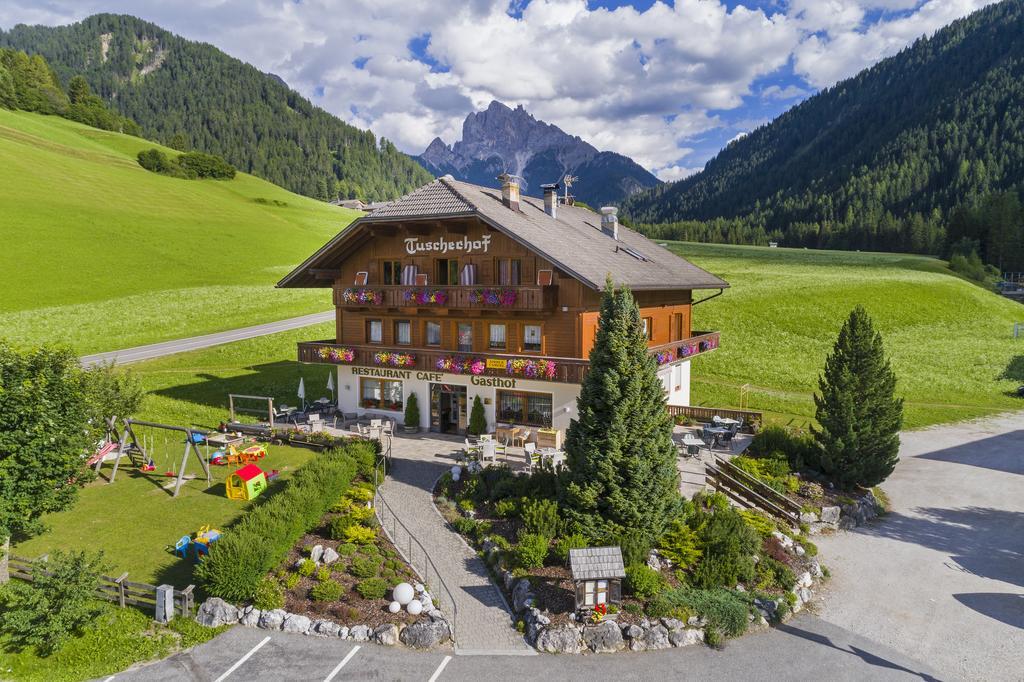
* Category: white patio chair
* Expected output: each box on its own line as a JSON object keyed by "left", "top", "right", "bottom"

{"left": 481, "top": 440, "right": 497, "bottom": 463}
{"left": 524, "top": 442, "right": 538, "bottom": 472}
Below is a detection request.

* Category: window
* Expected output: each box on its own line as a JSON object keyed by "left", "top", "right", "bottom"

{"left": 497, "top": 258, "right": 521, "bottom": 285}
{"left": 523, "top": 324, "right": 542, "bottom": 352}
{"left": 360, "top": 378, "right": 403, "bottom": 411}
{"left": 425, "top": 321, "right": 442, "bottom": 346}
{"left": 673, "top": 313, "right": 684, "bottom": 341}
{"left": 497, "top": 390, "right": 552, "bottom": 427}
{"left": 584, "top": 580, "right": 609, "bottom": 607}
{"left": 489, "top": 324, "right": 507, "bottom": 350}
{"left": 642, "top": 317, "right": 653, "bottom": 340}
{"left": 436, "top": 259, "right": 459, "bottom": 285}
{"left": 381, "top": 261, "right": 401, "bottom": 285}
{"left": 366, "top": 319, "right": 383, "bottom": 344}
{"left": 457, "top": 323, "right": 473, "bottom": 352}
{"left": 394, "top": 320, "right": 411, "bottom": 345}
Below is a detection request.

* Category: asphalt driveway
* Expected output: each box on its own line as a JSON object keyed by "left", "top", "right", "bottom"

{"left": 816, "top": 412, "right": 1024, "bottom": 681}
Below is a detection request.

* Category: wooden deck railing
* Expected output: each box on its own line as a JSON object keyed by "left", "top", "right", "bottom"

{"left": 6, "top": 554, "right": 195, "bottom": 619}
{"left": 705, "top": 457, "right": 802, "bottom": 524}
{"left": 666, "top": 403, "right": 762, "bottom": 431}
{"left": 333, "top": 284, "right": 558, "bottom": 311}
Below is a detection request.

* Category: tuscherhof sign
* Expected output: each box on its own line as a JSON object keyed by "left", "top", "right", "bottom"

{"left": 404, "top": 235, "right": 491, "bottom": 256}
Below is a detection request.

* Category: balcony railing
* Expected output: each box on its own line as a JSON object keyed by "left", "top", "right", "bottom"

{"left": 333, "top": 285, "right": 557, "bottom": 311}
{"left": 297, "top": 331, "right": 719, "bottom": 385}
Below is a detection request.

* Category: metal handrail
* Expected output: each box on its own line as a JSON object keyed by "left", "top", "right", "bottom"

{"left": 373, "top": 488, "right": 458, "bottom": 641}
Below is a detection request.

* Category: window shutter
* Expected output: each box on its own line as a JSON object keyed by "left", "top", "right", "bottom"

{"left": 575, "top": 581, "right": 584, "bottom": 610}
{"left": 610, "top": 579, "right": 622, "bottom": 604}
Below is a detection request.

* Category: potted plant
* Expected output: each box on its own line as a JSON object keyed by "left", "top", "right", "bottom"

{"left": 403, "top": 392, "right": 420, "bottom": 433}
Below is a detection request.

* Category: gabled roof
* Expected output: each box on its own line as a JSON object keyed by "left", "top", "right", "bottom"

{"left": 278, "top": 177, "right": 728, "bottom": 292}
{"left": 569, "top": 546, "right": 626, "bottom": 581}
{"left": 233, "top": 464, "right": 264, "bottom": 481}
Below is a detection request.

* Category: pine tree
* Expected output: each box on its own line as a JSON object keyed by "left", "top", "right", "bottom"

{"left": 813, "top": 306, "right": 903, "bottom": 488}
{"left": 562, "top": 278, "right": 681, "bottom": 542}
{"left": 468, "top": 395, "right": 487, "bottom": 436}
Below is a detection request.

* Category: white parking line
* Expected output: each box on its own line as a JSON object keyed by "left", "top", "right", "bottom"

{"left": 103, "top": 677, "right": 116, "bottom": 682}
{"left": 213, "top": 635, "right": 271, "bottom": 682}
{"left": 428, "top": 655, "right": 453, "bottom": 682}
{"left": 323, "top": 645, "right": 361, "bottom": 682}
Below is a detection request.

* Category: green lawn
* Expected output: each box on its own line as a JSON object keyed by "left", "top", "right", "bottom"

{"left": 12, "top": 323, "right": 336, "bottom": 586}
{"left": 674, "top": 242, "right": 1024, "bottom": 428}
{"left": 0, "top": 109, "right": 354, "bottom": 355}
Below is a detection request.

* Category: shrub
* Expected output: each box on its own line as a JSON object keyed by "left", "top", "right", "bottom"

{"left": 297, "top": 559, "right": 316, "bottom": 577}
{"left": 551, "top": 532, "right": 588, "bottom": 563}
{"left": 458, "top": 498, "right": 475, "bottom": 514}
{"left": 468, "top": 395, "right": 487, "bottom": 436}
{"left": 452, "top": 516, "right": 478, "bottom": 536}
{"left": 338, "top": 543, "right": 358, "bottom": 557}
{"left": 646, "top": 588, "right": 750, "bottom": 639}
{"left": 311, "top": 579, "right": 343, "bottom": 602}
{"left": 349, "top": 556, "right": 379, "bottom": 579}
{"left": 137, "top": 148, "right": 175, "bottom": 174}
{"left": 800, "top": 539, "right": 818, "bottom": 557}
{"left": 359, "top": 544, "right": 381, "bottom": 558}
{"left": 658, "top": 520, "right": 702, "bottom": 569}
{"left": 0, "top": 551, "right": 106, "bottom": 655}
{"left": 799, "top": 481, "right": 825, "bottom": 500}
{"left": 514, "top": 532, "right": 549, "bottom": 569}
{"left": 346, "top": 486, "right": 374, "bottom": 504}
{"left": 691, "top": 507, "right": 759, "bottom": 589}
{"left": 252, "top": 578, "right": 285, "bottom": 610}
{"left": 521, "top": 498, "right": 560, "bottom": 538}
{"left": 754, "top": 556, "right": 796, "bottom": 592}
{"left": 343, "top": 524, "right": 377, "bottom": 545}
{"left": 494, "top": 499, "right": 518, "bottom": 518}
{"left": 316, "top": 567, "right": 332, "bottom": 582}
{"left": 356, "top": 578, "right": 388, "bottom": 599}
{"left": 329, "top": 515, "right": 357, "bottom": 540}
{"left": 195, "top": 442, "right": 366, "bottom": 600}
{"left": 623, "top": 602, "right": 643, "bottom": 616}
{"left": 176, "top": 150, "right": 236, "bottom": 179}
{"left": 749, "top": 426, "right": 818, "bottom": 471}
{"left": 625, "top": 563, "right": 668, "bottom": 599}
{"left": 283, "top": 573, "right": 300, "bottom": 590}
{"left": 607, "top": 531, "right": 652, "bottom": 567}
{"left": 739, "top": 510, "right": 778, "bottom": 538}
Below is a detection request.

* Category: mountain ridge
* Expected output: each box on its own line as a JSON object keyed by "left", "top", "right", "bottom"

{"left": 417, "top": 100, "right": 659, "bottom": 207}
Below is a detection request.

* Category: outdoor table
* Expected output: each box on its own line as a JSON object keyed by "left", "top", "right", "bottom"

{"left": 704, "top": 427, "right": 729, "bottom": 447}
{"left": 540, "top": 448, "right": 567, "bottom": 468}
{"left": 495, "top": 425, "right": 519, "bottom": 443}
{"left": 206, "top": 433, "right": 244, "bottom": 448}
{"left": 681, "top": 435, "right": 705, "bottom": 447}
{"left": 714, "top": 416, "right": 741, "bottom": 426}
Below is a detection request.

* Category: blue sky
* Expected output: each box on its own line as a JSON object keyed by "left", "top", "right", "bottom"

{"left": 0, "top": 0, "right": 998, "bottom": 180}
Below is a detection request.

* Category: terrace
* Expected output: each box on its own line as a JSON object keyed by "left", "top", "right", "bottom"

{"left": 333, "top": 284, "right": 558, "bottom": 312}
{"left": 296, "top": 331, "right": 720, "bottom": 384}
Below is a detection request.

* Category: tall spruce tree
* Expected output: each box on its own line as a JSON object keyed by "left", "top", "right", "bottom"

{"left": 562, "top": 278, "right": 681, "bottom": 542}
{"left": 813, "top": 306, "right": 903, "bottom": 488}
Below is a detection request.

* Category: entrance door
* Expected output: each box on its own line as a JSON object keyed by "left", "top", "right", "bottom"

{"left": 430, "top": 383, "right": 468, "bottom": 434}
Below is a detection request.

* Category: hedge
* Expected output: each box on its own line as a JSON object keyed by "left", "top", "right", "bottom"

{"left": 195, "top": 441, "right": 375, "bottom": 601}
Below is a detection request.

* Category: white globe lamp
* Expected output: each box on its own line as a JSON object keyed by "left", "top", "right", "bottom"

{"left": 407, "top": 599, "right": 423, "bottom": 616}
{"left": 388, "top": 601, "right": 401, "bottom": 613}
{"left": 393, "top": 582, "right": 415, "bottom": 605}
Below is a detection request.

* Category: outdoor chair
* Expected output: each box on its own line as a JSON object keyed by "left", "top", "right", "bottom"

{"left": 382, "top": 421, "right": 393, "bottom": 436}
{"left": 193, "top": 541, "right": 210, "bottom": 561}
{"left": 513, "top": 429, "right": 532, "bottom": 448}
{"left": 370, "top": 419, "right": 383, "bottom": 429}
{"left": 481, "top": 440, "right": 497, "bottom": 463}
{"left": 173, "top": 535, "right": 191, "bottom": 559}
{"left": 524, "top": 442, "right": 539, "bottom": 472}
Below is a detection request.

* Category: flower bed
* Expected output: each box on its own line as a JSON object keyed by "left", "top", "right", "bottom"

{"left": 402, "top": 288, "right": 448, "bottom": 305}
{"left": 341, "top": 288, "right": 383, "bottom": 305}
{"left": 317, "top": 346, "right": 355, "bottom": 363}
{"left": 468, "top": 288, "right": 518, "bottom": 306}
{"left": 436, "top": 356, "right": 485, "bottom": 375}
{"left": 374, "top": 351, "right": 416, "bottom": 368}
{"left": 505, "top": 358, "right": 557, "bottom": 379}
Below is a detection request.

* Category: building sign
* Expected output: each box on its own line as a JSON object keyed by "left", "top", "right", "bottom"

{"left": 404, "top": 235, "right": 491, "bottom": 256}
{"left": 352, "top": 367, "right": 411, "bottom": 380}
{"left": 471, "top": 375, "right": 517, "bottom": 388}
{"left": 485, "top": 358, "right": 508, "bottom": 370}
{"left": 350, "top": 365, "right": 517, "bottom": 387}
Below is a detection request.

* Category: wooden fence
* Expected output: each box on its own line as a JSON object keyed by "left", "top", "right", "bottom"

{"left": 6, "top": 554, "right": 195, "bottom": 619}
{"left": 704, "top": 457, "right": 802, "bottom": 524}
{"left": 666, "top": 404, "right": 763, "bottom": 431}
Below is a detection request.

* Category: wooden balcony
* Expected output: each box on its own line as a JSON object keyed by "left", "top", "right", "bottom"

{"left": 332, "top": 284, "right": 557, "bottom": 312}
{"left": 297, "top": 331, "right": 720, "bottom": 385}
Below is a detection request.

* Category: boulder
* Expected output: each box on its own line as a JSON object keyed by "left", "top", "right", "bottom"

{"left": 820, "top": 506, "right": 841, "bottom": 524}
{"left": 669, "top": 628, "right": 704, "bottom": 647}
{"left": 337, "top": 626, "right": 350, "bottom": 640}
{"left": 797, "top": 571, "right": 813, "bottom": 588}
{"left": 661, "top": 618, "right": 685, "bottom": 632}
{"left": 238, "top": 606, "right": 262, "bottom": 628}
{"left": 622, "top": 623, "right": 643, "bottom": 640}
{"left": 535, "top": 624, "right": 584, "bottom": 654}
{"left": 646, "top": 550, "right": 662, "bottom": 572}
{"left": 312, "top": 620, "right": 341, "bottom": 638}
{"left": 797, "top": 587, "right": 813, "bottom": 604}
{"left": 799, "top": 511, "right": 819, "bottom": 524}
{"left": 322, "top": 547, "right": 340, "bottom": 566}
{"left": 196, "top": 598, "right": 239, "bottom": 628}
{"left": 523, "top": 607, "right": 551, "bottom": 644}
{"left": 258, "top": 609, "right": 287, "bottom": 630}
{"left": 372, "top": 623, "right": 400, "bottom": 646}
{"left": 512, "top": 579, "right": 535, "bottom": 613}
{"left": 583, "top": 619, "right": 624, "bottom": 653}
{"left": 809, "top": 560, "right": 824, "bottom": 579}
{"left": 282, "top": 613, "right": 312, "bottom": 634}
{"left": 400, "top": 620, "right": 450, "bottom": 649}
{"left": 794, "top": 545, "right": 806, "bottom": 557}
{"left": 632, "top": 625, "right": 671, "bottom": 651}
{"left": 503, "top": 570, "right": 516, "bottom": 591}
{"left": 770, "top": 531, "right": 794, "bottom": 549}
{"left": 310, "top": 544, "right": 324, "bottom": 563}
{"left": 350, "top": 624, "right": 371, "bottom": 642}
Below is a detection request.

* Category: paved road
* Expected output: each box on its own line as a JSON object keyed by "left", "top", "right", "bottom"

{"left": 816, "top": 413, "right": 1024, "bottom": 682}
{"left": 79, "top": 311, "right": 333, "bottom": 367}
{"left": 125, "top": 612, "right": 942, "bottom": 681}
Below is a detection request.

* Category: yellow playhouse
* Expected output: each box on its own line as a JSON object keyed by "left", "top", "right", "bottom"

{"left": 226, "top": 464, "right": 267, "bottom": 501}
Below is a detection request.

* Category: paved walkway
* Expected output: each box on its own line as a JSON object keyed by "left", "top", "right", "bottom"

{"left": 379, "top": 434, "right": 534, "bottom": 655}
{"left": 816, "top": 412, "right": 1024, "bottom": 681}
{"left": 80, "top": 310, "right": 333, "bottom": 366}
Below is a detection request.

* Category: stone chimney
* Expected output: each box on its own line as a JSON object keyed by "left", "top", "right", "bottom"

{"left": 601, "top": 206, "right": 619, "bottom": 240}
{"left": 498, "top": 173, "right": 520, "bottom": 211}
{"left": 541, "top": 182, "right": 559, "bottom": 219}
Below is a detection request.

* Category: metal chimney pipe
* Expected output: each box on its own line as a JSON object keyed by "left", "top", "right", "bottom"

{"left": 601, "top": 206, "right": 619, "bottom": 240}
{"left": 541, "top": 182, "right": 560, "bottom": 219}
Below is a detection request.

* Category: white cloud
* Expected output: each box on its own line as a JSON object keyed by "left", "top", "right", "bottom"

{"left": 0, "top": 0, "right": 1001, "bottom": 178}
{"left": 656, "top": 165, "right": 703, "bottom": 182}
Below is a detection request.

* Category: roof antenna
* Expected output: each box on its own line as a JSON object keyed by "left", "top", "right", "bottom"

{"left": 562, "top": 174, "right": 577, "bottom": 206}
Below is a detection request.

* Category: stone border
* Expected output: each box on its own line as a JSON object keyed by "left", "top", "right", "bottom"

{"left": 804, "top": 489, "right": 884, "bottom": 534}
{"left": 195, "top": 598, "right": 453, "bottom": 650}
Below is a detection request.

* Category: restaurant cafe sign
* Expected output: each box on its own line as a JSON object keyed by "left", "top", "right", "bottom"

{"left": 404, "top": 234, "right": 491, "bottom": 256}
{"left": 350, "top": 364, "right": 517, "bottom": 387}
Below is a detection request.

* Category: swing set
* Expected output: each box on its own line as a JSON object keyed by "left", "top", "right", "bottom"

{"left": 102, "top": 418, "right": 212, "bottom": 498}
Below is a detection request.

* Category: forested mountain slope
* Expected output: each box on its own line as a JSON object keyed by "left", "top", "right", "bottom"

{"left": 623, "top": 0, "right": 1024, "bottom": 255}
{"left": 0, "top": 13, "right": 432, "bottom": 201}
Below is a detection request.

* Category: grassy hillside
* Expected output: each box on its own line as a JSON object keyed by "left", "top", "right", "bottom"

{"left": 0, "top": 109, "right": 358, "bottom": 354}
{"left": 677, "top": 243, "right": 1024, "bottom": 428}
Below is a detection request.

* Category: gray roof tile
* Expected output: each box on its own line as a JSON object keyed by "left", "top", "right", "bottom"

{"left": 569, "top": 546, "right": 626, "bottom": 580}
